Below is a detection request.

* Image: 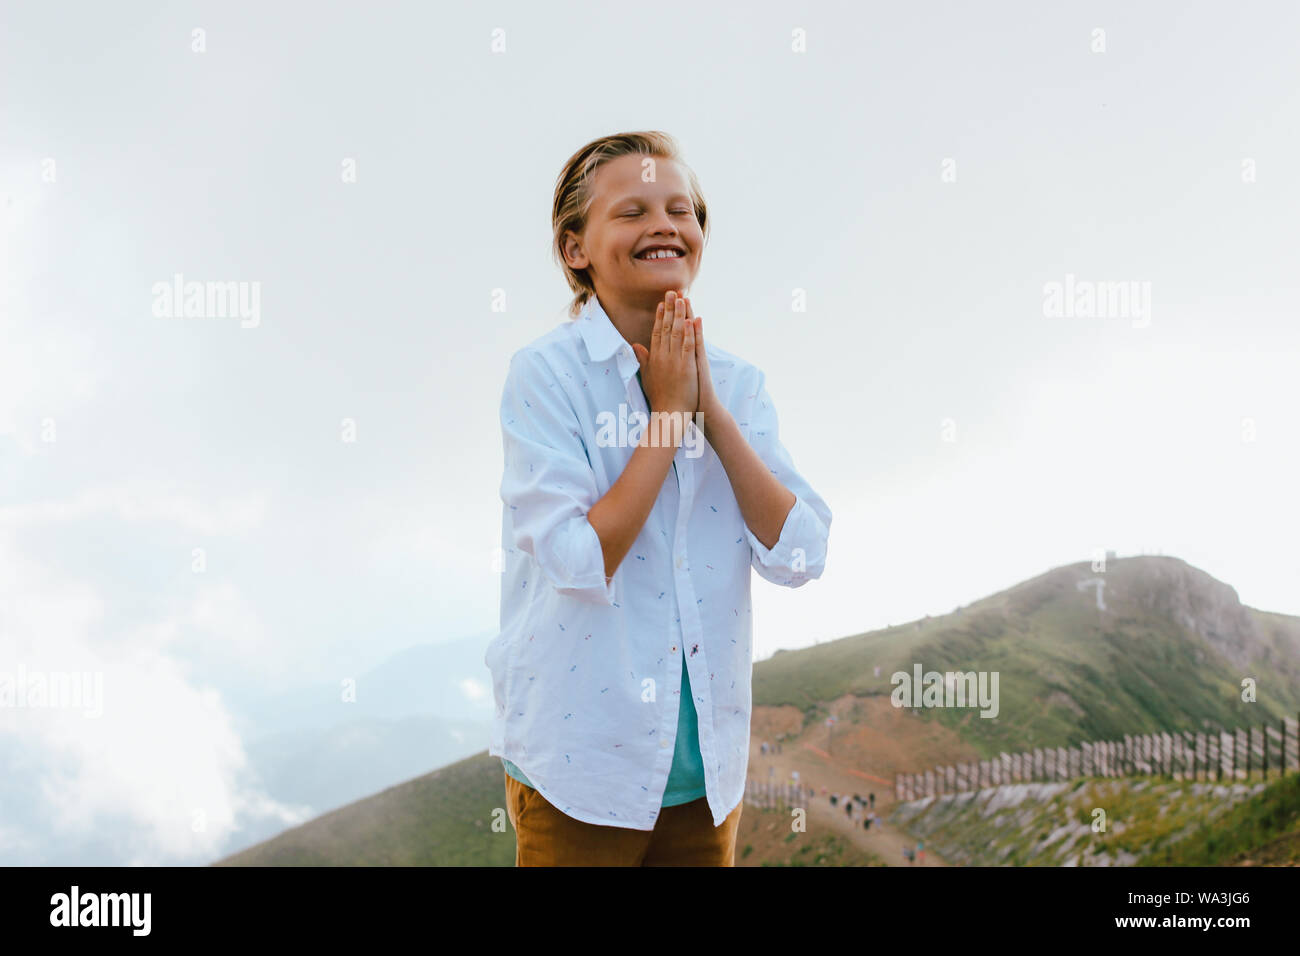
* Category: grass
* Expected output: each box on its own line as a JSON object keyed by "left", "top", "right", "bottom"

{"left": 1139, "top": 772, "right": 1300, "bottom": 866}
{"left": 889, "top": 773, "right": 1279, "bottom": 866}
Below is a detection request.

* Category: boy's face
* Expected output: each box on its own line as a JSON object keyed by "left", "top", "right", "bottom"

{"left": 563, "top": 153, "right": 704, "bottom": 306}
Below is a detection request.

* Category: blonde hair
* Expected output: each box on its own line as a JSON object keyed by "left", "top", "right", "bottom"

{"left": 551, "top": 131, "right": 709, "bottom": 318}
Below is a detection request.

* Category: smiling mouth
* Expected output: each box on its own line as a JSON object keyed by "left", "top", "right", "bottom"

{"left": 635, "top": 251, "right": 686, "bottom": 262}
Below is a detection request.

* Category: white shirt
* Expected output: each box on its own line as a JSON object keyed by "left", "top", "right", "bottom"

{"left": 485, "top": 293, "right": 832, "bottom": 829}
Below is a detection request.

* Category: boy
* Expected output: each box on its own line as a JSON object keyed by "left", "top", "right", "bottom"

{"left": 486, "top": 132, "right": 832, "bottom": 865}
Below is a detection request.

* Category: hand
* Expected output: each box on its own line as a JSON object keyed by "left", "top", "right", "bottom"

{"left": 679, "top": 295, "right": 723, "bottom": 428}
{"left": 631, "top": 290, "right": 698, "bottom": 421}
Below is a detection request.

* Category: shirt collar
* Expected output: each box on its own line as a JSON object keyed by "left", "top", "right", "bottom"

{"left": 576, "top": 292, "right": 735, "bottom": 385}
{"left": 576, "top": 294, "right": 639, "bottom": 382}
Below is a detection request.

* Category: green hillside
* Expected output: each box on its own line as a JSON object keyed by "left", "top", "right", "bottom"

{"left": 1140, "top": 771, "right": 1300, "bottom": 866}
{"left": 753, "top": 556, "right": 1300, "bottom": 759}
{"left": 889, "top": 774, "right": 1279, "bottom": 866}
{"left": 216, "top": 751, "right": 516, "bottom": 866}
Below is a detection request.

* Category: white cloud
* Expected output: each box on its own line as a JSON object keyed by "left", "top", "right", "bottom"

{"left": 0, "top": 484, "right": 269, "bottom": 537}
{"left": 0, "top": 524, "right": 302, "bottom": 864}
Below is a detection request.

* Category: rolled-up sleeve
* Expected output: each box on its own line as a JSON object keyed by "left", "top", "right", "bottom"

{"left": 499, "top": 348, "right": 616, "bottom": 606}
{"left": 741, "top": 369, "right": 832, "bottom": 587}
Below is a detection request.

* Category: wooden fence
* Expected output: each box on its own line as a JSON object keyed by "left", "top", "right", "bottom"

{"left": 744, "top": 779, "right": 820, "bottom": 811}
{"left": 894, "top": 713, "right": 1300, "bottom": 802}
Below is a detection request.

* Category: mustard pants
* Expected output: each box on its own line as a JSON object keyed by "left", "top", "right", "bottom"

{"left": 504, "top": 771, "right": 743, "bottom": 866}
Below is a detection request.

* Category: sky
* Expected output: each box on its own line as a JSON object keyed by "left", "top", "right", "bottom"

{"left": 2, "top": 0, "right": 1298, "bottom": 863}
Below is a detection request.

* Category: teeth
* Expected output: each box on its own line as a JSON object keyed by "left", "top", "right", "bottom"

{"left": 639, "top": 249, "right": 682, "bottom": 259}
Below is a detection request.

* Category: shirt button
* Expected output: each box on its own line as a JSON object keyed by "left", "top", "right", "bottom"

{"left": 670, "top": 645, "right": 677, "bottom": 653}
{"left": 660, "top": 738, "right": 671, "bottom": 749}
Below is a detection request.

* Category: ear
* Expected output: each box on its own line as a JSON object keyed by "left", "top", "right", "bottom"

{"left": 559, "top": 230, "right": 587, "bottom": 269}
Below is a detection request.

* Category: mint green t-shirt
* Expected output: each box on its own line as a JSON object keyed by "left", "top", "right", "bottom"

{"left": 502, "top": 663, "right": 706, "bottom": 807}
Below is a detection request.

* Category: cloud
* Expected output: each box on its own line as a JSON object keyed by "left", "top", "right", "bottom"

{"left": 0, "top": 520, "right": 303, "bottom": 864}
{"left": 0, "top": 484, "right": 269, "bottom": 537}
{"left": 459, "top": 677, "right": 488, "bottom": 702}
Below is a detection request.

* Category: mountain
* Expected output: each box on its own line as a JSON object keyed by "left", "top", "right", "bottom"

{"left": 213, "top": 555, "right": 1300, "bottom": 866}
{"left": 211, "top": 630, "right": 498, "bottom": 859}
{"left": 751, "top": 556, "right": 1300, "bottom": 760}
{"left": 226, "top": 629, "right": 499, "bottom": 740}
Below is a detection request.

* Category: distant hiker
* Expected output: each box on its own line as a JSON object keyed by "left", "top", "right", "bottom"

{"left": 760, "top": 742, "right": 767, "bottom": 756}
{"left": 916, "top": 841, "right": 925, "bottom": 864}
{"left": 846, "top": 799, "right": 853, "bottom": 818}
{"left": 869, "top": 792, "right": 875, "bottom": 809}
{"left": 864, "top": 815, "right": 871, "bottom": 831}
{"left": 903, "top": 846, "right": 914, "bottom": 864}
{"left": 830, "top": 794, "right": 838, "bottom": 807}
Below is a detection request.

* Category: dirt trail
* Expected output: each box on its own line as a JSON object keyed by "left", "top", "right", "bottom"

{"left": 749, "top": 741, "right": 948, "bottom": 866}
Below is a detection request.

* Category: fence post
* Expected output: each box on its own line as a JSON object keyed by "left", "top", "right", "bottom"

{"left": 1263, "top": 721, "right": 1270, "bottom": 781}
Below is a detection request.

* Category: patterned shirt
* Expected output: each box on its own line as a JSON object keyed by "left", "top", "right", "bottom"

{"left": 485, "top": 293, "right": 832, "bottom": 830}
{"left": 502, "top": 661, "right": 706, "bottom": 806}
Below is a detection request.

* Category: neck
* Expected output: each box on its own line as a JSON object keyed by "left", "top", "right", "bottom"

{"left": 592, "top": 287, "right": 682, "bottom": 354}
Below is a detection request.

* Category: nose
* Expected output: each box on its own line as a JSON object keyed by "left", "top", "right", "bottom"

{"left": 647, "top": 209, "right": 678, "bottom": 237}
